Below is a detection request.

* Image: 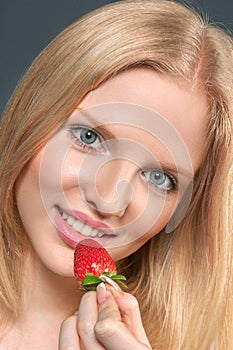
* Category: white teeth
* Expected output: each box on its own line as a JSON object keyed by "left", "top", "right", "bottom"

{"left": 60, "top": 209, "right": 106, "bottom": 238}
{"left": 82, "top": 225, "right": 93, "bottom": 236}
{"left": 67, "top": 216, "right": 75, "bottom": 225}
{"left": 91, "top": 228, "right": 99, "bottom": 237}
{"left": 72, "top": 220, "right": 84, "bottom": 232}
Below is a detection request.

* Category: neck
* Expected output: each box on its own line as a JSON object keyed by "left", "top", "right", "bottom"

{"left": 1, "top": 250, "right": 82, "bottom": 349}
{"left": 24, "top": 253, "right": 80, "bottom": 314}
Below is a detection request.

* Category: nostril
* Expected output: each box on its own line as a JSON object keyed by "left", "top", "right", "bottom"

{"left": 86, "top": 200, "right": 98, "bottom": 211}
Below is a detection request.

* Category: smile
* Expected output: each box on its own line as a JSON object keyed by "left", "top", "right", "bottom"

{"left": 58, "top": 207, "right": 108, "bottom": 238}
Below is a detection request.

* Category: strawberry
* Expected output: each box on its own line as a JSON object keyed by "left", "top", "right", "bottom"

{"left": 74, "top": 239, "right": 127, "bottom": 291}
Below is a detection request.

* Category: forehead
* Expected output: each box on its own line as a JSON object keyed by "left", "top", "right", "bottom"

{"left": 78, "top": 68, "right": 208, "bottom": 171}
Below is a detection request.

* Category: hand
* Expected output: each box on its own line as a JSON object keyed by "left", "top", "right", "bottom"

{"left": 58, "top": 283, "right": 152, "bottom": 350}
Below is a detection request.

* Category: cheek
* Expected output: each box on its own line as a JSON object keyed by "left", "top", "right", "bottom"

{"left": 146, "top": 201, "right": 174, "bottom": 237}
{"left": 109, "top": 194, "right": 177, "bottom": 259}
{"left": 16, "top": 151, "right": 43, "bottom": 208}
{"left": 15, "top": 150, "right": 49, "bottom": 239}
{"left": 109, "top": 206, "right": 173, "bottom": 261}
{"left": 38, "top": 140, "right": 84, "bottom": 208}
{"left": 141, "top": 196, "right": 177, "bottom": 241}
{"left": 128, "top": 190, "right": 177, "bottom": 240}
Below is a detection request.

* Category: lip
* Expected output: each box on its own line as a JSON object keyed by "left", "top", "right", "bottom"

{"left": 54, "top": 206, "right": 115, "bottom": 248}
{"left": 61, "top": 207, "right": 114, "bottom": 234}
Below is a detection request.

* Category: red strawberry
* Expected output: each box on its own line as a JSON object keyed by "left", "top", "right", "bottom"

{"left": 74, "top": 239, "right": 127, "bottom": 291}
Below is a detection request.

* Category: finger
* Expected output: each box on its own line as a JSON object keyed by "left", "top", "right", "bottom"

{"left": 59, "top": 315, "right": 80, "bottom": 350}
{"left": 105, "top": 286, "right": 151, "bottom": 346}
{"left": 96, "top": 283, "right": 122, "bottom": 323}
{"left": 95, "top": 284, "right": 152, "bottom": 350}
{"left": 77, "top": 291, "right": 106, "bottom": 350}
{"left": 95, "top": 313, "right": 151, "bottom": 350}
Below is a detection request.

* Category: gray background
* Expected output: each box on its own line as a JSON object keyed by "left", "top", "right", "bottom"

{"left": 0, "top": 0, "right": 232, "bottom": 115}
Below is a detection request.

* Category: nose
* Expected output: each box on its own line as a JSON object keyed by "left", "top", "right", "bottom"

{"left": 80, "top": 159, "right": 136, "bottom": 217}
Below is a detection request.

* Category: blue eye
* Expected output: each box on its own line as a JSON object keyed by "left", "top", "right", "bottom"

{"left": 80, "top": 129, "right": 98, "bottom": 145}
{"left": 143, "top": 169, "right": 177, "bottom": 193}
{"left": 70, "top": 126, "right": 104, "bottom": 152}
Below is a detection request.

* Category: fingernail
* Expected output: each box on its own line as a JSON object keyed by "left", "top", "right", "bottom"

{"left": 100, "top": 275, "right": 122, "bottom": 293}
{"left": 97, "top": 282, "right": 107, "bottom": 304}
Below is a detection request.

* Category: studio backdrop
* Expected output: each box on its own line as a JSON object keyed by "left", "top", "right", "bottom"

{"left": 0, "top": 0, "right": 232, "bottom": 115}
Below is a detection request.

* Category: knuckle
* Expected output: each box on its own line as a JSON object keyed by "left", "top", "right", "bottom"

{"left": 124, "top": 293, "right": 140, "bottom": 311}
{"left": 94, "top": 318, "right": 119, "bottom": 339}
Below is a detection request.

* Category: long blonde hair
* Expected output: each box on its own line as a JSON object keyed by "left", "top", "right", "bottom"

{"left": 0, "top": 0, "right": 232, "bottom": 348}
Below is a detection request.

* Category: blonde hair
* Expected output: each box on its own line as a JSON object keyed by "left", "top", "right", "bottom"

{"left": 0, "top": 0, "right": 232, "bottom": 348}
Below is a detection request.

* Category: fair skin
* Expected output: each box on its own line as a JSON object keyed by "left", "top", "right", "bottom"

{"left": 1, "top": 68, "right": 207, "bottom": 349}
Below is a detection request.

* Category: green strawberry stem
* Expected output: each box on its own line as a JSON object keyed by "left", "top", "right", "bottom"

{"left": 81, "top": 272, "right": 127, "bottom": 291}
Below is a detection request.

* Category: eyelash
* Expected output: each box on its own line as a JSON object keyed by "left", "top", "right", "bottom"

{"left": 142, "top": 169, "right": 178, "bottom": 194}
{"left": 69, "top": 125, "right": 178, "bottom": 194}
{"left": 69, "top": 125, "right": 106, "bottom": 153}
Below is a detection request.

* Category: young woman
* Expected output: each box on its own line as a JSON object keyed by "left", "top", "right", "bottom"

{"left": 0, "top": 0, "right": 232, "bottom": 349}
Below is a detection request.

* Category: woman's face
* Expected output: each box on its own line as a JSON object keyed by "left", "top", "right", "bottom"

{"left": 16, "top": 68, "right": 207, "bottom": 277}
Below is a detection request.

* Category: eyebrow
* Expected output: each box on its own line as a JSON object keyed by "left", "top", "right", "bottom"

{"left": 77, "top": 109, "right": 194, "bottom": 179}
